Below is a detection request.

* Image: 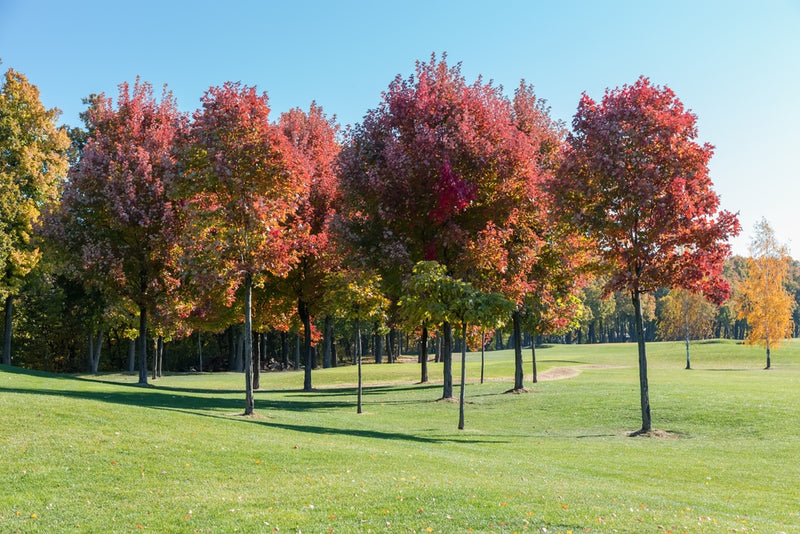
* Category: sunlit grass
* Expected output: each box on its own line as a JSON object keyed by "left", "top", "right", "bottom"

{"left": 1, "top": 338, "right": 799, "bottom": 532}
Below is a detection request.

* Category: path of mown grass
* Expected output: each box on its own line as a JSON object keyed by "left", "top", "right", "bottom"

{"left": 1, "top": 339, "right": 799, "bottom": 533}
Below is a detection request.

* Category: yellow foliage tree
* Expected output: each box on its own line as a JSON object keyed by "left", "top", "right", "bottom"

{"left": 657, "top": 288, "right": 717, "bottom": 369}
{"left": 737, "top": 219, "right": 795, "bottom": 369}
{"left": 0, "top": 66, "right": 70, "bottom": 365}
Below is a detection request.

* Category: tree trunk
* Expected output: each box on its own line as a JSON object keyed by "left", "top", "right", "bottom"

{"left": 375, "top": 324, "right": 383, "bottom": 364}
{"left": 355, "top": 322, "right": 363, "bottom": 414}
{"left": 420, "top": 323, "right": 429, "bottom": 383}
{"left": 280, "top": 331, "right": 288, "bottom": 368}
{"left": 684, "top": 291, "right": 691, "bottom": 369}
{"left": 387, "top": 329, "right": 395, "bottom": 363}
{"left": 331, "top": 338, "right": 338, "bottom": 367}
{"left": 137, "top": 304, "right": 148, "bottom": 385}
{"left": 243, "top": 273, "right": 255, "bottom": 415}
{"left": 632, "top": 290, "right": 652, "bottom": 433}
{"left": 442, "top": 321, "right": 453, "bottom": 399}
{"left": 299, "top": 299, "right": 313, "bottom": 391}
{"left": 2, "top": 295, "right": 12, "bottom": 365}
{"left": 480, "top": 328, "right": 485, "bottom": 384}
{"left": 92, "top": 331, "right": 103, "bottom": 374}
{"left": 513, "top": 309, "right": 524, "bottom": 390}
{"left": 253, "top": 332, "right": 261, "bottom": 390}
{"left": 128, "top": 339, "right": 136, "bottom": 373}
{"left": 157, "top": 336, "right": 164, "bottom": 377}
{"left": 88, "top": 331, "right": 95, "bottom": 373}
{"left": 458, "top": 322, "right": 468, "bottom": 430}
{"left": 323, "top": 316, "right": 332, "bottom": 368}
{"left": 531, "top": 340, "right": 538, "bottom": 384}
{"left": 294, "top": 332, "right": 301, "bottom": 370}
{"left": 197, "top": 331, "right": 203, "bottom": 373}
{"left": 235, "top": 325, "right": 245, "bottom": 372}
{"left": 766, "top": 342, "right": 771, "bottom": 370}
{"left": 152, "top": 337, "right": 158, "bottom": 380}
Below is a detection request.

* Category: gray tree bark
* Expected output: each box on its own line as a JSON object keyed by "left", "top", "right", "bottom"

{"left": 458, "top": 322, "right": 468, "bottom": 430}
{"left": 243, "top": 273, "right": 254, "bottom": 415}
{"left": 513, "top": 310, "right": 524, "bottom": 390}
{"left": 2, "top": 295, "right": 13, "bottom": 365}
{"left": 137, "top": 304, "right": 148, "bottom": 385}
{"left": 632, "top": 290, "right": 652, "bottom": 433}
{"left": 441, "top": 322, "right": 453, "bottom": 399}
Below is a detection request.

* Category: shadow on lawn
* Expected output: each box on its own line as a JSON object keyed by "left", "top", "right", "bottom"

{"left": 1, "top": 372, "right": 504, "bottom": 444}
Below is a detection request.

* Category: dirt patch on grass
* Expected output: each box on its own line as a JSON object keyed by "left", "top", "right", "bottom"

{"left": 537, "top": 367, "right": 582, "bottom": 381}
{"left": 628, "top": 428, "right": 679, "bottom": 439}
{"left": 503, "top": 387, "right": 532, "bottom": 394}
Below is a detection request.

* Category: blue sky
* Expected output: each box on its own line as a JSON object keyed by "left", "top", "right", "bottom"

{"left": 2, "top": 0, "right": 798, "bottom": 258}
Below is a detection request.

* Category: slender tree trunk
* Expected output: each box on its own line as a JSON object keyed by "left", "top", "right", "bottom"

{"left": 2, "top": 295, "right": 12, "bottom": 365}
{"left": 323, "top": 316, "right": 332, "bottom": 368}
{"left": 93, "top": 331, "right": 103, "bottom": 374}
{"left": 294, "top": 332, "right": 301, "bottom": 370}
{"left": 766, "top": 342, "right": 771, "bottom": 370}
{"left": 375, "top": 324, "right": 383, "bottom": 364}
{"left": 152, "top": 337, "right": 158, "bottom": 380}
{"left": 331, "top": 338, "right": 338, "bottom": 367}
{"left": 480, "top": 328, "right": 485, "bottom": 384}
{"left": 458, "top": 322, "right": 468, "bottom": 430}
{"left": 442, "top": 321, "right": 453, "bottom": 399}
{"left": 88, "top": 331, "right": 95, "bottom": 373}
{"left": 356, "top": 322, "right": 363, "bottom": 414}
{"left": 197, "top": 331, "right": 203, "bottom": 373}
{"left": 684, "top": 291, "right": 691, "bottom": 369}
{"left": 513, "top": 310, "right": 524, "bottom": 390}
{"left": 280, "top": 331, "right": 288, "bottom": 368}
{"left": 632, "top": 290, "right": 652, "bottom": 433}
{"left": 531, "top": 340, "right": 538, "bottom": 384}
{"left": 299, "top": 299, "right": 313, "bottom": 391}
{"left": 387, "top": 329, "right": 395, "bottom": 363}
{"left": 420, "top": 323, "right": 429, "bottom": 383}
{"left": 137, "top": 304, "right": 148, "bottom": 385}
{"left": 253, "top": 332, "right": 261, "bottom": 390}
{"left": 157, "top": 336, "right": 164, "bottom": 378}
{"left": 243, "top": 273, "right": 255, "bottom": 415}
{"left": 236, "top": 325, "right": 245, "bottom": 372}
{"left": 128, "top": 339, "right": 135, "bottom": 373}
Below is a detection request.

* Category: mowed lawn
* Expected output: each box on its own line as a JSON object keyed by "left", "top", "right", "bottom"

{"left": 1, "top": 339, "right": 799, "bottom": 533}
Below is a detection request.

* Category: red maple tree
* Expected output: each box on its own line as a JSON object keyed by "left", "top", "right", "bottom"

{"left": 552, "top": 77, "right": 740, "bottom": 433}
{"left": 179, "top": 82, "right": 308, "bottom": 414}
{"left": 277, "top": 102, "right": 340, "bottom": 390}
{"left": 55, "top": 78, "right": 187, "bottom": 385}
{"left": 338, "top": 54, "right": 542, "bottom": 398}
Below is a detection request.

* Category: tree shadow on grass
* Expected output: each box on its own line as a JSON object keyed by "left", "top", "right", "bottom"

{"left": 1, "top": 373, "right": 506, "bottom": 445}
{"left": 158, "top": 407, "right": 505, "bottom": 444}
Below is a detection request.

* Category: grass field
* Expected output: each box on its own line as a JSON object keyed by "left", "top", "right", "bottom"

{"left": 2, "top": 339, "right": 799, "bottom": 533}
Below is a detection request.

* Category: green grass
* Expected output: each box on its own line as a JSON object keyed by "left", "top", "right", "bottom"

{"left": 2, "top": 339, "right": 799, "bottom": 533}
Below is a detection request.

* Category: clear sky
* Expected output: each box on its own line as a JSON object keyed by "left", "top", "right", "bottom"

{"left": 2, "top": 0, "right": 798, "bottom": 258}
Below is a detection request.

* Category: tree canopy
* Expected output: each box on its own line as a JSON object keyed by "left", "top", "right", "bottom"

{"left": 552, "top": 76, "right": 740, "bottom": 432}
{"left": 0, "top": 67, "right": 70, "bottom": 364}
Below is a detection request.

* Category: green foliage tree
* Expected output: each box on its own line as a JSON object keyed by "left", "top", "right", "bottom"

{"left": 399, "top": 261, "right": 511, "bottom": 425}
{"left": 657, "top": 288, "right": 717, "bottom": 369}
{"left": 324, "top": 268, "right": 388, "bottom": 413}
{"left": 0, "top": 66, "right": 70, "bottom": 365}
